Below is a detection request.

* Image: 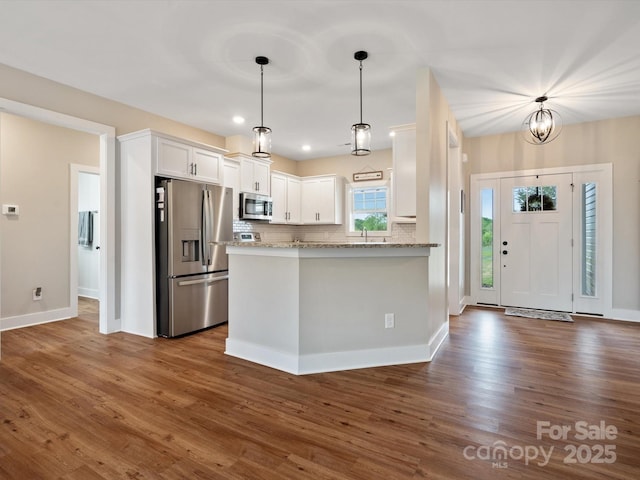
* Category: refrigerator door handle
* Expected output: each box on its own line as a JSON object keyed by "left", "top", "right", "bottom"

{"left": 177, "top": 275, "right": 229, "bottom": 287}
{"left": 202, "top": 189, "right": 213, "bottom": 265}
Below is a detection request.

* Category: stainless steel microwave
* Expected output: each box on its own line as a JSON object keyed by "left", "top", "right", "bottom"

{"left": 239, "top": 192, "right": 273, "bottom": 221}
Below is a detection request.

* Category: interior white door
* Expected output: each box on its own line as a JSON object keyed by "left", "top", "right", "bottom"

{"left": 500, "top": 174, "right": 573, "bottom": 311}
{"left": 78, "top": 171, "right": 101, "bottom": 299}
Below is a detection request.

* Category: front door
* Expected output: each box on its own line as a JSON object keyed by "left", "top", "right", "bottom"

{"left": 500, "top": 174, "right": 573, "bottom": 311}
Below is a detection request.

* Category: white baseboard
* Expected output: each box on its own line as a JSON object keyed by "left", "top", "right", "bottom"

{"left": 298, "top": 344, "right": 432, "bottom": 375}
{"left": 225, "top": 338, "right": 300, "bottom": 374}
{"left": 610, "top": 308, "right": 640, "bottom": 323}
{"left": 427, "top": 320, "right": 449, "bottom": 361}
{"left": 1, "top": 307, "right": 74, "bottom": 331}
{"left": 226, "top": 325, "right": 450, "bottom": 375}
{"left": 78, "top": 288, "right": 99, "bottom": 299}
{"left": 460, "top": 296, "right": 471, "bottom": 314}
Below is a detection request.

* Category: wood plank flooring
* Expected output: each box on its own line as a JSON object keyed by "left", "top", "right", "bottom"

{"left": 1, "top": 307, "right": 639, "bottom": 479}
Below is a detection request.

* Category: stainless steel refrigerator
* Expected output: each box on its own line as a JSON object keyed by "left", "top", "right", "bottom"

{"left": 155, "top": 178, "right": 233, "bottom": 337}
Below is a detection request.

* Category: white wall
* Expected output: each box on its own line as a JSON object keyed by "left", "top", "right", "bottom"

{"left": 0, "top": 113, "right": 99, "bottom": 324}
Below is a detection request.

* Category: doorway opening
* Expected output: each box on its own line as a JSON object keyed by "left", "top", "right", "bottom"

{"left": 71, "top": 166, "right": 100, "bottom": 324}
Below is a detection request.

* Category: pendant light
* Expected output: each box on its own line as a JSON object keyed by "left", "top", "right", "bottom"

{"left": 522, "top": 95, "right": 562, "bottom": 145}
{"left": 351, "top": 50, "right": 371, "bottom": 156}
{"left": 252, "top": 56, "right": 271, "bottom": 158}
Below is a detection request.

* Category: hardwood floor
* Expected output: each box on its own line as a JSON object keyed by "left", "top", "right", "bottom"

{"left": 1, "top": 307, "right": 639, "bottom": 479}
{"left": 77, "top": 297, "right": 99, "bottom": 323}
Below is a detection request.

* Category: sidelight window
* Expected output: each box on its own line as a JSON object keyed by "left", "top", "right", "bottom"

{"left": 481, "top": 188, "right": 494, "bottom": 288}
{"left": 582, "top": 183, "right": 597, "bottom": 297}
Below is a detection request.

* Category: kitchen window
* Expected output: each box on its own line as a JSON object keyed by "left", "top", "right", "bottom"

{"left": 346, "top": 181, "right": 389, "bottom": 237}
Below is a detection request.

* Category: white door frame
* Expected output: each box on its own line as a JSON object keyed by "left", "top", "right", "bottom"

{"left": 0, "top": 97, "right": 118, "bottom": 334}
{"left": 470, "top": 163, "right": 612, "bottom": 317}
{"left": 447, "top": 125, "right": 464, "bottom": 315}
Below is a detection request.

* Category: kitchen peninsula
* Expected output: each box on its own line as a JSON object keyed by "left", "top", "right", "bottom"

{"left": 225, "top": 241, "right": 446, "bottom": 375}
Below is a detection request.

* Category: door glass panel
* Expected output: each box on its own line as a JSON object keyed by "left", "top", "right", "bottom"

{"left": 481, "top": 188, "right": 494, "bottom": 288}
{"left": 582, "top": 183, "right": 597, "bottom": 296}
{"left": 513, "top": 186, "right": 558, "bottom": 212}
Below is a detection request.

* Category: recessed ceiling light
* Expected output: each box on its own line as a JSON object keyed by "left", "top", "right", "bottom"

{"left": 232, "top": 115, "right": 245, "bottom": 124}
{"left": 389, "top": 131, "right": 396, "bottom": 137}
{"left": 302, "top": 145, "right": 311, "bottom": 151}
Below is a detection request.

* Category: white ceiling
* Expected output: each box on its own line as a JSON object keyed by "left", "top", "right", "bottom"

{"left": 1, "top": 0, "right": 639, "bottom": 160}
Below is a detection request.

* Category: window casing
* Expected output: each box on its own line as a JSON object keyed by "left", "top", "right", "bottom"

{"left": 346, "top": 181, "right": 390, "bottom": 237}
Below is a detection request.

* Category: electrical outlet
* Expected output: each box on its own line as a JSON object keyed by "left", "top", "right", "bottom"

{"left": 33, "top": 287, "right": 42, "bottom": 301}
{"left": 385, "top": 313, "right": 395, "bottom": 329}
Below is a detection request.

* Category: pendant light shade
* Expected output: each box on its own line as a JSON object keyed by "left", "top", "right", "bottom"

{"left": 351, "top": 50, "right": 371, "bottom": 156}
{"left": 252, "top": 56, "right": 271, "bottom": 158}
{"left": 521, "top": 96, "right": 562, "bottom": 145}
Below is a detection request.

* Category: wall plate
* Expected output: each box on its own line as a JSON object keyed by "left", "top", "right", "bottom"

{"left": 2, "top": 204, "right": 19, "bottom": 215}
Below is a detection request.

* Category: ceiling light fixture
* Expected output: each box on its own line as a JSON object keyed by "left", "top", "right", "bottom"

{"left": 252, "top": 56, "right": 271, "bottom": 158}
{"left": 351, "top": 50, "right": 371, "bottom": 156}
{"left": 522, "top": 95, "right": 562, "bottom": 145}
{"left": 233, "top": 115, "right": 245, "bottom": 125}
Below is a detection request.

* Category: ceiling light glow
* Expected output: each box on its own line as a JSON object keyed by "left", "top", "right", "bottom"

{"left": 232, "top": 116, "right": 245, "bottom": 124}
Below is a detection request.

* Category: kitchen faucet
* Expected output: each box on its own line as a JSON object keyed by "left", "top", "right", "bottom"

{"left": 361, "top": 227, "right": 368, "bottom": 242}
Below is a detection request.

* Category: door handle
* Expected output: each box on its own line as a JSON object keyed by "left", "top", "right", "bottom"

{"left": 502, "top": 250, "right": 508, "bottom": 255}
{"left": 503, "top": 241, "right": 508, "bottom": 246}
{"left": 178, "top": 275, "right": 229, "bottom": 286}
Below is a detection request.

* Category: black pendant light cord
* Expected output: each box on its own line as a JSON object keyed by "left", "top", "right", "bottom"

{"left": 260, "top": 64, "right": 264, "bottom": 127}
{"left": 359, "top": 61, "right": 363, "bottom": 124}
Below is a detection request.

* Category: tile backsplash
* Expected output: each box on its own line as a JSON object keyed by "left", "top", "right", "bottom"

{"left": 233, "top": 220, "right": 416, "bottom": 243}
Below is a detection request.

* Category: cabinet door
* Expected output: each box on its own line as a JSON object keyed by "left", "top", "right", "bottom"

{"left": 301, "top": 179, "right": 320, "bottom": 223}
{"left": 240, "top": 158, "right": 257, "bottom": 193}
{"left": 270, "top": 173, "right": 288, "bottom": 223}
{"left": 193, "top": 147, "right": 221, "bottom": 184}
{"left": 316, "top": 178, "right": 336, "bottom": 223}
{"left": 157, "top": 137, "right": 191, "bottom": 179}
{"left": 392, "top": 128, "right": 416, "bottom": 217}
{"left": 254, "top": 161, "right": 271, "bottom": 195}
{"left": 287, "top": 177, "right": 302, "bottom": 224}
{"left": 223, "top": 159, "right": 241, "bottom": 219}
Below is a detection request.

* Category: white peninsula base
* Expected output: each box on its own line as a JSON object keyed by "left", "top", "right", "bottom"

{"left": 225, "top": 243, "right": 447, "bottom": 375}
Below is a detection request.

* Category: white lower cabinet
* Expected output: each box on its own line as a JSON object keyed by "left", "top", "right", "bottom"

{"left": 301, "top": 175, "right": 344, "bottom": 224}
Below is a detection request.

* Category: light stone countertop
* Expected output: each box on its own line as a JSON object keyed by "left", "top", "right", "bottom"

{"left": 223, "top": 241, "right": 440, "bottom": 248}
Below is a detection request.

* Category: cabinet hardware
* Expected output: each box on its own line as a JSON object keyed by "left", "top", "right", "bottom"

{"left": 194, "top": 163, "right": 197, "bottom": 176}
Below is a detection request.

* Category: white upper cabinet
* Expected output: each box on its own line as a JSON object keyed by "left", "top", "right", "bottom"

{"left": 156, "top": 133, "right": 224, "bottom": 184}
{"left": 235, "top": 154, "right": 271, "bottom": 195}
{"left": 301, "top": 175, "right": 345, "bottom": 225}
{"left": 390, "top": 124, "right": 416, "bottom": 217}
{"left": 271, "top": 171, "right": 302, "bottom": 224}
{"left": 192, "top": 147, "right": 222, "bottom": 183}
{"left": 222, "top": 157, "right": 241, "bottom": 219}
